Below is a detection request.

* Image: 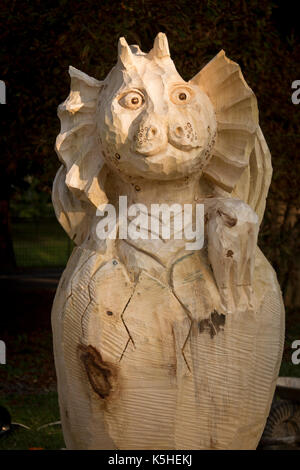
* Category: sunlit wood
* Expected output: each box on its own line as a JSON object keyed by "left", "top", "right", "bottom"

{"left": 52, "top": 32, "right": 284, "bottom": 450}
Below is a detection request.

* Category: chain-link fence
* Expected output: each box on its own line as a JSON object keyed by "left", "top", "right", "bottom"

{"left": 11, "top": 217, "right": 74, "bottom": 267}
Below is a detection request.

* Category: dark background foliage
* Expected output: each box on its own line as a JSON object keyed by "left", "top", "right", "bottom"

{"left": 0, "top": 0, "right": 299, "bottom": 306}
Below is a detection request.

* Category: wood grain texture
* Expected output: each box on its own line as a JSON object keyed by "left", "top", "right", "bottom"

{"left": 51, "top": 33, "right": 284, "bottom": 449}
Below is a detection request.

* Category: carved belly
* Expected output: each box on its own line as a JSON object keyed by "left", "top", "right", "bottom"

{"left": 52, "top": 247, "right": 284, "bottom": 449}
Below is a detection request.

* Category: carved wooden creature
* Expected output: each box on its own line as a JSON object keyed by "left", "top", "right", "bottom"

{"left": 51, "top": 33, "right": 285, "bottom": 449}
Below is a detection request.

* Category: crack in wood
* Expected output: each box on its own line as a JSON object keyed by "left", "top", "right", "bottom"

{"left": 119, "top": 277, "right": 141, "bottom": 361}
{"left": 61, "top": 251, "right": 96, "bottom": 323}
{"left": 168, "top": 261, "right": 193, "bottom": 372}
{"left": 80, "top": 260, "right": 109, "bottom": 337}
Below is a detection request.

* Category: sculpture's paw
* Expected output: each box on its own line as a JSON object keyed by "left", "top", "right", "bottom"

{"left": 206, "top": 198, "right": 259, "bottom": 314}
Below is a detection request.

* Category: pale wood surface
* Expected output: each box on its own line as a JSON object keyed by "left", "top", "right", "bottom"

{"left": 51, "top": 33, "right": 284, "bottom": 449}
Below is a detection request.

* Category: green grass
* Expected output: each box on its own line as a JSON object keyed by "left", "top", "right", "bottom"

{"left": 13, "top": 239, "right": 71, "bottom": 267}
{"left": 0, "top": 392, "right": 65, "bottom": 450}
{"left": 11, "top": 218, "right": 73, "bottom": 267}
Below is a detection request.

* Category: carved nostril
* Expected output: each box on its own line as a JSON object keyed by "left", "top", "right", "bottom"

{"left": 146, "top": 126, "right": 158, "bottom": 139}
{"left": 175, "top": 126, "right": 184, "bottom": 138}
{"left": 132, "top": 120, "right": 167, "bottom": 156}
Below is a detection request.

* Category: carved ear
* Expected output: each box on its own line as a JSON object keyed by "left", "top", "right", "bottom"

{"left": 191, "top": 50, "right": 258, "bottom": 193}
{"left": 53, "top": 66, "right": 108, "bottom": 242}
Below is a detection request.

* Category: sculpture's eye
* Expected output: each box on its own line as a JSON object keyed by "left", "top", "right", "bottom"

{"left": 119, "top": 91, "right": 145, "bottom": 110}
{"left": 170, "top": 86, "right": 193, "bottom": 105}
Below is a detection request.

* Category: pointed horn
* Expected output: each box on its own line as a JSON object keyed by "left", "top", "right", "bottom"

{"left": 152, "top": 32, "right": 170, "bottom": 58}
{"left": 118, "top": 37, "right": 134, "bottom": 68}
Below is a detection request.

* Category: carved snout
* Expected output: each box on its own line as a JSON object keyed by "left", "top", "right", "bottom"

{"left": 131, "top": 118, "right": 168, "bottom": 156}
{"left": 131, "top": 117, "right": 202, "bottom": 157}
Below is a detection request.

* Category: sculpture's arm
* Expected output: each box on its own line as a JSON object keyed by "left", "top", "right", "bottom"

{"left": 205, "top": 198, "right": 259, "bottom": 314}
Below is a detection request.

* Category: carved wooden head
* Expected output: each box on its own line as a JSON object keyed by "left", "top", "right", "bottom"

{"left": 97, "top": 33, "right": 217, "bottom": 180}
{"left": 53, "top": 32, "right": 272, "bottom": 243}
